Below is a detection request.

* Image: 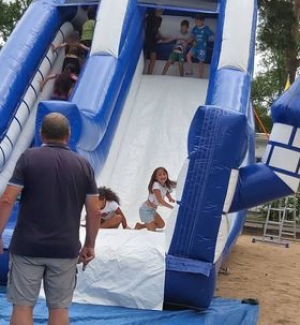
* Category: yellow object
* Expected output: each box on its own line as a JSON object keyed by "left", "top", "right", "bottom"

{"left": 284, "top": 75, "right": 291, "bottom": 91}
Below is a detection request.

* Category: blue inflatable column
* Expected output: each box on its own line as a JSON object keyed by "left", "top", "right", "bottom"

{"left": 165, "top": 105, "right": 249, "bottom": 308}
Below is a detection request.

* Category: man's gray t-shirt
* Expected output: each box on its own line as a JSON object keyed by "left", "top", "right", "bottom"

{"left": 9, "top": 144, "right": 98, "bottom": 258}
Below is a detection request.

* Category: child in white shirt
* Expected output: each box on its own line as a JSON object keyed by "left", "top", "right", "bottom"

{"left": 135, "top": 167, "right": 176, "bottom": 231}
{"left": 161, "top": 20, "right": 191, "bottom": 76}
{"left": 98, "top": 187, "right": 129, "bottom": 229}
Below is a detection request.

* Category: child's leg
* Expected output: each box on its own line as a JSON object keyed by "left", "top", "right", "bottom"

{"left": 134, "top": 222, "right": 147, "bottom": 230}
{"left": 137, "top": 204, "right": 158, "bottom": 231}
{"left": 121, "top": 215, "right": 129, "bottom": 229}
{"left": 148, "top": 52, "right": 157, "bottom": 75}
{"left": 198, "top": 61, "right": 205, "bottom": 78}
{"left": 101, "top": 214, "right": 122, "bottom": 229}
{"left": 135, "top": 222, "right": 156, "bottom": 231}
{"left": 186, "top": 50, "right": 193, "bottom": 75}
{"left": 153, "top": 213, "right": 165, "bottom": 229}
{"left": 145, "top": 221, "right": 157, "bottom": 232}
{"left": 178, "top": 62, "right": 184, "bottom": 77}
{"left": 178, "top": 53, "right": 184, "bottom": 76}
{"left": 162, "top": 59, "right": 173, "bottom": 75}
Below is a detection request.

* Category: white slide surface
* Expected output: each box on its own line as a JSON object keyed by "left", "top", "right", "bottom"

{"left": 98, "top": 74, "right": 208, "bottom": 224}
{"left": 74, "top": 59, "right": 208, "bottom": 310}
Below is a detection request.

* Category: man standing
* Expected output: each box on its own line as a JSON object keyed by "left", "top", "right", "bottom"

{"left": 0, "top": 113, "right": 101, "bottom": 325}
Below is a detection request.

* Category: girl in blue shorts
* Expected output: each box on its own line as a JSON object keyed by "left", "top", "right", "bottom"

{"left": 135, "top": 167, "right": 176, "bottom": 231}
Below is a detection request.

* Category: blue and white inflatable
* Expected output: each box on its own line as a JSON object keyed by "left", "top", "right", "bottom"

{"left": 0, "top": 0, "right": 299, "bottom": 311}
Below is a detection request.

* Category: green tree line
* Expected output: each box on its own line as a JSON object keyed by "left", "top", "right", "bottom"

{"left": 0, "top": 0, "right": 30, "bottom": 47}
{"left": 253, "top": 0, "right": 300, "bottom": 133}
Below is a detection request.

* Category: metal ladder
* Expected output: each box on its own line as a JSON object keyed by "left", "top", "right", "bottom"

{"left": 252, "top": 195, "right": 297, "bottom": 248}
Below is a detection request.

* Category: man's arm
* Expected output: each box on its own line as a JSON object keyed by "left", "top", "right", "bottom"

{"left": 0, "top": 185, "right": 22, "bottom": 254}
{"left": 78, "top": 195, "right": 101, "bottom": 267}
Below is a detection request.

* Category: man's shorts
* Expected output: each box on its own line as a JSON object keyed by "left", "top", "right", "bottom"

{"left": 139, "top": 203, "right": 157, "bottom": 223}
{"left": 7, "top": 254, "right": 78, "bottom": 309}
{"left": 189, "top": 47, "right": 206, "bottom": 62}
{"left": 169, "top": 51, "right": 185, "bottom": 63}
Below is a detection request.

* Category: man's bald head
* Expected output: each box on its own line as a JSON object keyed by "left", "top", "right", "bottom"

{"left": 41, "top": 113, "right": 71, "bottom": 144}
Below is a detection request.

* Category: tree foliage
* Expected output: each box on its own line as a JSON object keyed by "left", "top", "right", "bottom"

{"left": 0, "top": 0, "right": 31, "bottom": 47}
{"left": 252, "top": 0, "right": 300, "bottom": 133}
{"left": 257, "top": 0, "right": 300, "bottom": 83}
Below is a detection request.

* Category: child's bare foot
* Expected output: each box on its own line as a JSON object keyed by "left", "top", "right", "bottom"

{"left": 134, "top": 222, "right": 144, "bottom": 230}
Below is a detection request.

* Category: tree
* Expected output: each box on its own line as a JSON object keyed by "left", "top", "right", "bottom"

{"left": 257, "top": 0, "right": 300, "bottom": 83}
{"left": 0, "top": 0, "right": 31, "bottom": 47}
{"left": 252, "top": 0, "right": 300, "bottom": 132}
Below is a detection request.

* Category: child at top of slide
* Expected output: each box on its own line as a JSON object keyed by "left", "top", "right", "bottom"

{"left": 81, "top": 6, "right": 96, "bottom": 48}
{"left": 144, "top": 8, "right": 164, "bottom": 75}
{"left": 185, "top": 14, "right": 214, "bottom": 78}
{"left": 161, "top": 20, "right": 191, "bottom": 77}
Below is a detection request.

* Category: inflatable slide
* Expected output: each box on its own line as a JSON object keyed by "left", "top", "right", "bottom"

{"left": 1, "top": 0, "right": 300, "bottom": 313}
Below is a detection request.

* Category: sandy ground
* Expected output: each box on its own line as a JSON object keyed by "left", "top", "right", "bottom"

{"left": 216, "top": 234, "right": 300, "bottom": 325}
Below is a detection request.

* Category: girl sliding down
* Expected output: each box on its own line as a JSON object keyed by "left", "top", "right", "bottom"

{"left": 135, "top": 167, "right": 176, "bottom": 231}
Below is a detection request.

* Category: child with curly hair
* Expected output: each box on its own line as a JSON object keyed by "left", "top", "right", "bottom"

{"left": 98, "top": 187, "right": 129, "bottom": 229}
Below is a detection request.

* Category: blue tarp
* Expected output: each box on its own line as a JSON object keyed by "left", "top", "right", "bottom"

{"left": 0, "top": 287, "right": 259, "bottom": 325}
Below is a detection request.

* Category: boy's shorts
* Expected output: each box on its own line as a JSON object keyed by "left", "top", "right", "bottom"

{"left": 169, "top": 51, "right": 185, "bottom": 63}
{"left": 139, "top": 203, "right": 157, "bottom": 223}
{"left": 189, "top": 48, "right": 206, "bottom": 62}
{"left": 7, "top": 253, "right": 78, "bottom": 309}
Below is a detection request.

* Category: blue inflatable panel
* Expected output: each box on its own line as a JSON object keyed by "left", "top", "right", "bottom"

{"left": 207, "top": 69, "right": 252, "bottom": 114}
{"left": 164, "top": 106, "right": 249, "bottom": 308}
{"left": 230, "top": 163, "right": 294, "bottom": 212}
{"left": 35, "top": 101, "right": 83, "bottom": 150}
{"left": 169, "top": 106, "right": 249, "bottom": 261}
{"left": 0, "top": 290, "right": 259, "bottom": 325}
{"left": 272, "top": 78, "right": 300, "bottom": 127}
{"left": 0, "top": 0, "right": 76, "bottom": 139}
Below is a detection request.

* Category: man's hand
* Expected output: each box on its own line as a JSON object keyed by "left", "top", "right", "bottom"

{"left": 78, "top": 247, "right": 95, "bottom": 270}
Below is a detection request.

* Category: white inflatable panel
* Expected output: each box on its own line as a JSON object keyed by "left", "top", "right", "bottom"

{"left": 274, "top": 171, "right": 299, "bottom": 192}
{"left": 223, "top": 169, "right": 239, "bottom": 213}
{"left": 262, "top": 144, "right": 271, "bottom": 164}
{"left": 164, "top": 159, "right": 189, "bottom": 250}
{"left": 270, "top": 123, "right": 293, "bottom": 145}
{"left": 269, "top": 146, "right": 300, "bottom": 173}
{"left": 90, "top": 0, "right": 129, "bottom": 57}
{"left": 165, "top": 204, "right": 179, "bottom": 250}
{"left": 218, "top": 0, "right": 254, "bottom": 72}
{"left": 73, "top": 228, "right": 166, "bottom": 310}
{"left": 214, "top": 214, "right": 230, "bottom": 263}
{"left": 175, "top": 159, "right": 190, "bottom": 202}
{"left": 292, "top": 128, "right": 300, "bottom": 147}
